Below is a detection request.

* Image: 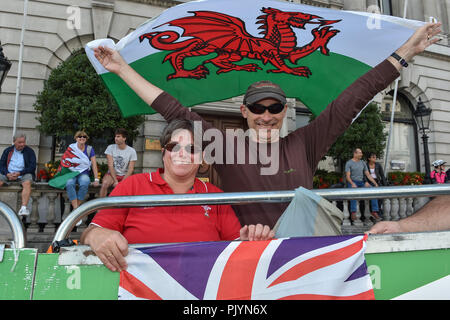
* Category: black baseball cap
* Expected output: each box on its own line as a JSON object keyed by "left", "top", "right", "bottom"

{"left": 243, "top": 81, "right": 287, "bottom": 105}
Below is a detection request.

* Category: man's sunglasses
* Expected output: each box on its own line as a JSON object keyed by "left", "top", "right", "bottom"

{"left": 164, "top": 142, "right": 202, "bottom": 154}
{"left": 77, "top": 136, "right": 87, "bottom": 139}
{"left": 246, "top": 102, "right": 285, "bottom": 115}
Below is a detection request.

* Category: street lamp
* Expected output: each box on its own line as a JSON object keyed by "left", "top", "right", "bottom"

{"left": 0, "top": 41, "right": 12, "bottom": 93}
{"left": 413, "top": 97, "right": 432, "bottom": 184}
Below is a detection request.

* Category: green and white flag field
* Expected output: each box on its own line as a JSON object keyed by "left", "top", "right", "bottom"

{"left": 85, "top": 0, "right": 424, "bottom": 117}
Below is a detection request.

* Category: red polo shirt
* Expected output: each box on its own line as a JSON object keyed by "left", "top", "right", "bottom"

{"left": 91, "top": 169, "right": 241, "bottom": 244}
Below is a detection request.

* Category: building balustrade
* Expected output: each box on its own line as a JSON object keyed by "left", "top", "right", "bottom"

{"left": 0, "top": 182, "right": 433, "bottom": 251}
{"left": 332, "top": 197, "right": 430, "bottom": 228}
{"left": 0, "top": 182, "right": 102, "bottom": 251}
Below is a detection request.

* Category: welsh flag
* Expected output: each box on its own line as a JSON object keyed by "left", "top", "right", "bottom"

{"left": 48, "top": 144, "right": 91, "bottom": 189}
{"left": 85, "top": 0, "right": 424, "bottom": 117}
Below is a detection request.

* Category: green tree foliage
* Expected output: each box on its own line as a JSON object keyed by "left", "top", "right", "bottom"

{"left": 327, "top": 102, "right": 388, "bottom": 171}
{"left": 34, "top": 49, "right": 144, "bottom": 142}
{"left": 310, "top": 102, "right": 388, "bottom": 171}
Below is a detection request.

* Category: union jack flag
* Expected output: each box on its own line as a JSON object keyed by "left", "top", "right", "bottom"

{"left": 118, "top": 234, "right": 374, "bottom": 300}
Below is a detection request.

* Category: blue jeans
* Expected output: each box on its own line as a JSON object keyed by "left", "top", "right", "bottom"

{"left": 347, "top": 181, "right": 379, "bottom": 213}
{"left": 66, "top": 174, "right": 91, "bottom": 201}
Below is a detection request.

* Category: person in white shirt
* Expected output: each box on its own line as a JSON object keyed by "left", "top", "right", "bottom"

{"left": 99, "top": 128, "right": 137, "bottom": 197}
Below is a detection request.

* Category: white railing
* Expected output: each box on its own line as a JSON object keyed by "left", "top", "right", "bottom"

{"left": 333, "top": 196, "right": 430, "bottom": 227}
{"left": 0, "top": 182, "right": 100, "bottom": 235}
{"left": 2, "top": 183, "right": 450, "bottom": 249}
{"left": 53, "top": 185, "right": 450, "bottom": 244}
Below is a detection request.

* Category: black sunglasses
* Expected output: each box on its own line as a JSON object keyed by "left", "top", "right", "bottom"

{"left": 77, "top": 136, "right": 87, "bottom": 139}
{"left": 164, "top": 142, "right": 202, "bottom": 154}
{"left": 246, "top": 102, "right": 285, "bottom": 115}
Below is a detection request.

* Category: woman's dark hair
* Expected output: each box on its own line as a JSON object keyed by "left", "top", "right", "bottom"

{"left": 368, "top": 152, "right": 377, "bottom": 159}
{"left": 160, "top": 119, "right": 205, "bottom": 154}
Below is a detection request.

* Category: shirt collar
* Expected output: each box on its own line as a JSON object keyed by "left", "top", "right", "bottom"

{"left": 153, "top": 168, "right": 206, "bottom": 193}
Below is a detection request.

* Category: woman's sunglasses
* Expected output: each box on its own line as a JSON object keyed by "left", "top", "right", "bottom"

{"left": 77, "top": 136, "right": 87, "bottom": 139}
{"left": 246, "top": 102, "right": 285, "bottom": 115}
{"left": 164, "top": 142, "right": 202, "bottom": 154}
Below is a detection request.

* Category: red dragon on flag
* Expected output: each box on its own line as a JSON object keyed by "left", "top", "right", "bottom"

{"left": 86, "top": 0, "right": 420, "bottom": 117}
{"left": 139, "top": 8, "right": 340, "bottom": 80}
{"left": 60, "top": 146, "right": 81, "bottom": 170}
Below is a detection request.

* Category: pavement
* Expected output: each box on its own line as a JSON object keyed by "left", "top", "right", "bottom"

{"left": 0, "top": 214, "right": 13, "bottom": 241}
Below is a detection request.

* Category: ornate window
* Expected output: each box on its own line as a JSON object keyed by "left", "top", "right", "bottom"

{"left": 381, "top": 92, "right": 419, "bottom": 172}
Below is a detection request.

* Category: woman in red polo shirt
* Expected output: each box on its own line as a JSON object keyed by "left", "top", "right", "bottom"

{"left": 81, "top": 119, "right": 274, "bottom": 272}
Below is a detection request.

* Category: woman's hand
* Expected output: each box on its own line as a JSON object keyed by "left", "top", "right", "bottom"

{"left": 94, "top": 46, "right": 127, "bottom": 75}
{"left": 239, "top": 224, "right": 275, "bottom": 241}
{"left": 81, "top": 225, "right": 129, "bottom": 272}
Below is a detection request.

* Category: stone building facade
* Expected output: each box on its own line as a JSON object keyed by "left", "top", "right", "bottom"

{"left": 1, "top": 0, "right": 449, "bottom": 184}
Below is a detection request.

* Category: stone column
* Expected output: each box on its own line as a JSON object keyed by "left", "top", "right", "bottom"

{"left": 363, "top": 200, "right": 373, "bottom": 227}
{"left": 44, "top": 192, "right": 58, "bottom": 233}
{"left": 28, "top": 191, "right": 41, "bottom": 232}
{"left": 390, "top": 198, "right": 400, "bottom": 221}
{"left": 398, "top": 198, "right": 407, "bottom": 219}
{"left": 406, "top": 198, "right": 414, "bottom": 217}
{"left": 352, "top": 201, "right": 364, "bottom": 227}
{"left": 383, "top": 198, "right": 391, "bottom": 221}
{"left": 62, "top": 193, "right": 72, "bottom": 221}
{"left": 342, "top": 200, "right": 351, "bottom": 226}
{"left": 91, "top": 0, "right": 115, "bottom": 39}
{"left": 142, "top": 113, "right": 166, "bottom": 173}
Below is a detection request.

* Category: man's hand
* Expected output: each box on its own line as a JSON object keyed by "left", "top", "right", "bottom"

{"left": 240, "top": 224, "right": 275, "bottom": 241}
{"left": 7, "top": 172, "right": 19, "bottom": 180}
{"left": 367, "top": 221, "right": 403, "bottom": 234}
{"left": 391, "top": 22, "right": 442, "bottom": 70}
{"left": 82, "top": 225, "right": 129, "bottom": 272}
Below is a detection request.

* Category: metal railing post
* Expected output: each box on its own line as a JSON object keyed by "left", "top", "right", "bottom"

{"left": 53, "top": 184, "right": 450, "bottom": 244}
{"left": 0, "top": 201, "right": 26, "bottom": 248}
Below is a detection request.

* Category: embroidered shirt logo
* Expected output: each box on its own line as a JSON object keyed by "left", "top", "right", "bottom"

{"left": 201, "top": 205, "right": 212, "bottom": 217}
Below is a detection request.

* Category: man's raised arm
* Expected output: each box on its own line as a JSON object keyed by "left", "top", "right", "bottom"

{"left": 296, "top": 22, "right": 442, "bottom": 171}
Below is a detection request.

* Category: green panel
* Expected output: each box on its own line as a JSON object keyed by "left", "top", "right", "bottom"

{"left": 101, "top": 51, "right": 370, "bottom": 118}
{"left": 366, "top": 249, "right": 450, "bottom": 300}
{"left": 32, "top": 253, "right": 119, "bottom": 300}
{"left": 0, "top": 249, "right": 37, "bottom": 300}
